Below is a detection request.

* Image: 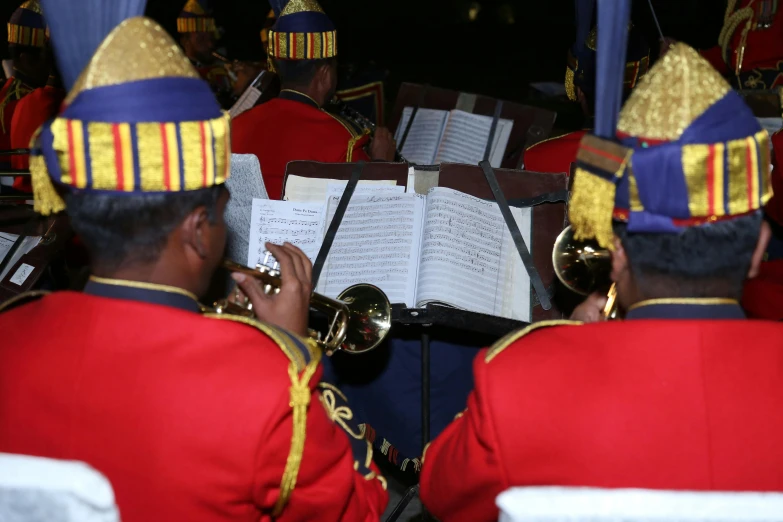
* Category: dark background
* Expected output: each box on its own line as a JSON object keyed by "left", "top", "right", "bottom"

{"left": 1, "top": 0, "right": 726, "bottom": 127}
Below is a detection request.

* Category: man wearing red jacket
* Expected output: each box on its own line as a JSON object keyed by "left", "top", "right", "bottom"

{"left": 231, "top": 0, "right": 395, "bottom": 200}
{"left": 699, "top": 0, "right": 783, "bottom": 89}
{"left": 0, "top": 8, "right": 387, "bottom": 521}
{"left": 524, "top": 11, "right": 649, "bottom": 175}
{"left": 9, "top": 71, "right": 65, "bottom": 191}
{"left": 420, "top": 44, "right": 783, "bottom": 522}
{"left": 1, "top": 0, "right": 49, "bottom": 171}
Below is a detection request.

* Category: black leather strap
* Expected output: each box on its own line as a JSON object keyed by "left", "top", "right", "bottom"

{"left": 312, "top": 161, "right": 366, "bottom": 286}
{"left": 479, "top": 160, "right": 552, "bottom": 311}
{"left": 483, "top": 100, "right": 504, "bottom": 163}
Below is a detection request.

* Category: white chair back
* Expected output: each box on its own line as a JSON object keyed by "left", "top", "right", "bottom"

{"left": 0, "top": 453, "right": 120, "bottom": 522}
{"left": 497, "top": 487, "right": 783, "bottom": 522}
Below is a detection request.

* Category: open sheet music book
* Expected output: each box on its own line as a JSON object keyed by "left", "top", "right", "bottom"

{"left": 248, "top": 187, "right": 532, "bottom": 321}
{"left": 394, "top": 107, "right": 514, "bottom": 168}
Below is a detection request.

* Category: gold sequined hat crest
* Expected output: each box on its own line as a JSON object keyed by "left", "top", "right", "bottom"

{"left": 569, "top": 43, "right": 771, "bottom": 247}
{"left": 30, "top": 17, "right": 231, "bottom": 216}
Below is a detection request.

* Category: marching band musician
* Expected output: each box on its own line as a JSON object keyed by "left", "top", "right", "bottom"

{"left": 0, "top": 0, "right": 50, "bottom": 171}
{"left": 177, "top": 0, "right": 234, "bottom": 108}
{"left": 0, "top": 5, "right": 387, "bottom": 521}
{"left": 420, "top": 43, "right": 783, "bottom": 522}
{"left": 231, "top": 0, "right": 397, "bottom": 200}
{"left": 697, "top": 0, "right": 782, "bottom": 90}
{"left": 9, "top": 56, "right": 64, "bottom": 192}
{"left": 523, "top": 1, "right": 650, "bottom": 175}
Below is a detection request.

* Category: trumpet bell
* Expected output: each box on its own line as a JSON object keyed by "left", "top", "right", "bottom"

{"left": 552, "top": 225, "right": 612, "bottom": 296}
{"left": 335, "top": 283, "right": 392, "bottom": 355}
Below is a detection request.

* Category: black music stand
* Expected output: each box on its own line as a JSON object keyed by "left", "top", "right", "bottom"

{"left": 284, "top": 160, "right": 568, "bottom": 518}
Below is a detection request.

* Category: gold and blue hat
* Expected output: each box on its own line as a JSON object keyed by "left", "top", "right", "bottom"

{"left": 30, "top": 16, "right": 231, "bottom": 216}
{"left": 569, "top": 43, "right": 772, "bottom": 248}
{"left": 268, "top": 0, "right": 337, "bottom": 61}
{"left": 8, "top": 0, "right": 47, "bottom": 48}
{"left": 177, "top": 0, "right": 216, "bottom": 34}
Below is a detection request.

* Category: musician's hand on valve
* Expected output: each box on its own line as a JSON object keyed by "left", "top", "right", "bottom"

{"left": 230, "top": 242, "right": 312, "bottom": 337}
{"left": 569, "top": 292, "right": 609, "bottom": 323}
{"left": 370, "top": 127, "right": 397, "bottom": 162}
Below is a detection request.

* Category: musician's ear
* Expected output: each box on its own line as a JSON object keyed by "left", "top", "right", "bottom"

{"left": 610, "top": 236, "right": 628, "bottom": 283}
{"left": 180, "top": 188, "right": 229, "bottom": 267}
{"left": 748, "top": 219, "right": 772, "bottom": 279}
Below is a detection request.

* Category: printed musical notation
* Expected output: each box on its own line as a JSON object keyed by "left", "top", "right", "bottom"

{"left": 415, "top": 187, "right": 531, "bottom": 320}
{"left": 396, "top": 108, "right": 450, "bottom": 165}
{"left": 247, "top": 199, "right": 326, "bottom": 266}
{"left": 317, "top": 193, "right": 425, "bottom": 307}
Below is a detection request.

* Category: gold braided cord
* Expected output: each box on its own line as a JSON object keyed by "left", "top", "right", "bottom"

{"left": 719, "top": 0, "right": 755, "bottom": 68}
{"left": 272, "top": 359, "right": 319, "bottom": 517}
{"left": 564, "top": 66, "right": 577, "bottom": 102}
{"left": 0, "top": 78, "right": 32, "bottom": 133}
{"left": 30, "top": 152, "right": 65, "bottom": 215}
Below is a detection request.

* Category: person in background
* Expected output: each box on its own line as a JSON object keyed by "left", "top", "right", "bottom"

{"left": 0, "top": 5, "right": 387, "bottom": 520}
{"left": 231, "top": 0, "right": 396, "bottom": 200}
{"left": 10, "top": 51, "right": 65, "bottom": 191}
{"left": 523, "top": 0, "right": 649, "bottom": 176}
{"left": 0, "top": 0, "right": 49, "bottom": 171}
{"left": 695, "top": 0, "right": 782, "bottom": 90}
{"left": 420, "top": 44, "right": 783, "bottom": 522}
{"left": 177, "top": 0, "right": 234, "bottom": 108}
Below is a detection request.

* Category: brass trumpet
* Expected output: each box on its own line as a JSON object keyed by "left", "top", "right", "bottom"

{"left": 552, "top": 225, "right": 620, "bottom": 319}
{"left": 204, "top": 259, "right": 392, "bottom": 355}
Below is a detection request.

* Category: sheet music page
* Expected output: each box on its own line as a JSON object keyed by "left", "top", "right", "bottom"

{"left": 229, "top": 71, "right": 266, "bottom": 118}
{"left": 284, "top": 175, "right": 397, "bottom": 202}
{"left": 415, "top": 187, "right": 531, "bottom": 320}
{"left": 434, "top": 110, "right": 514, "bottom": 168}
{"left": 316, "top": 193, "right": 425, "bottom": 307}
{"left": 325, "top": 183, "right": 404, "bottom": 197}
{"left": 0, "top": 233, "right": 15, "bottom": 266}
{"left": 247, "top": 199, "right": 325, "bottom": 266}
{"left": 395, "top": 107, "right": 450, "bottom": 165}
{"left": 0, "top": 233, "right": 41, "bottom": 281}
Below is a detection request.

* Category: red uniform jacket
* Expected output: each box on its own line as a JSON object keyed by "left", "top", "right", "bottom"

{"left": 0, "top": 281, "right": 387, "bottom": 522}
{"left": 522, "top": 130, "right": 585, "bottom": 175}
{"left": 0, "top": 77, "right": 33, "bottom": 167}
{"left": 10, "top": 85, "right": 65, "bottom": 190}
{"left": 231, "top": 90, "right": 370, "bottom": 200}
{"left": 742, "top": 130, "right": 783, "bottom": 320}
{"left": 700, "top": 0, "right": 783, "bottom": 88}
{"left": 420, "top": 301, "right": 783, "bottom": 522}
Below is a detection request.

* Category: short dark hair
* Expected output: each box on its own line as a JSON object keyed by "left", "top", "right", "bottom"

{"left": 614, "top": 212, "right": 762, "bottom": 300}
{"left": 272, "top": 57, "right": 335, "bottom": 87}
{"left": 65, "top": 186, "right": 225, "bottom": 271}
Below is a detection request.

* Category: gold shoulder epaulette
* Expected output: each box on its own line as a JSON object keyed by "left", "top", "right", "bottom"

{"left": 524, "top": 130, "right": 579, "bottom": 153}
{"left": 320, "top": 111, "right": 371, "bottom": 162}
{"left": 203, "top": 313, "right": 320, "bottom": 372}
{"left": 202, "top": 313, "right": 321, "bottom": 516}
{"left": 0, "top": 290, "right": 50, "bottom": 315}
{"left": 485, "top": 320, "right": 582, "bottom": 363}
{"left": 322, "top": 110, "right": 363, "bottom": 139}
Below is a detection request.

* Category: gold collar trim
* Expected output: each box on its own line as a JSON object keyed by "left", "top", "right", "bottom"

{"left": 88, "top": 276, "right": 200, "bottom": 303}
{"left": 627, "top": 298, "right": 739, "bottom": 312}
{"left": 280, "top": 88, "right": 321, "bottom": 109}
